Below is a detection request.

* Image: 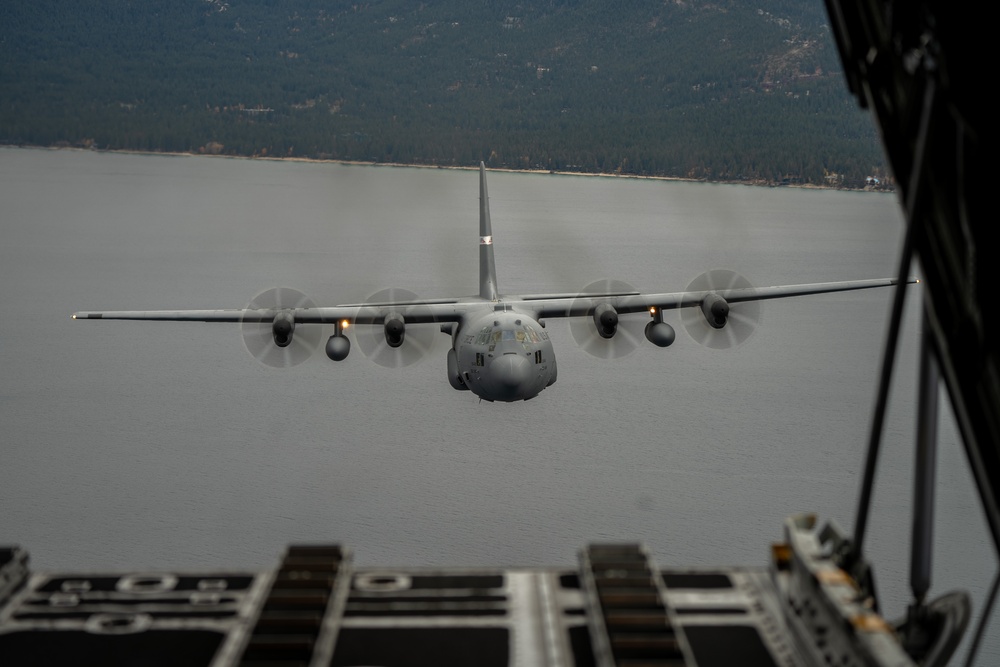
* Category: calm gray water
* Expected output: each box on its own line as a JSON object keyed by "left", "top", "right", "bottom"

{"left": 1, "top": 147, "right": 995, "bottom": 662}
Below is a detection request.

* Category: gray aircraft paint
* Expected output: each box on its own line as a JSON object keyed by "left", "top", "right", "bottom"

{"left": 70, "top": 162, "right": 908, "bottom": 403}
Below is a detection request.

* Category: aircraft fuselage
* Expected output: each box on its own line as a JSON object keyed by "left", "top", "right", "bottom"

{"left": 449, "top": 307, "right": 556, "bottom": 402}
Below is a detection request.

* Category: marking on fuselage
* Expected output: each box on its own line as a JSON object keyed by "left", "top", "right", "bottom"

{"left": 480, "top": 235, "right": 493, "bottom": 245}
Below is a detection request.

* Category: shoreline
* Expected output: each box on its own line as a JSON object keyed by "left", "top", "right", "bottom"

{"left": 1, "top": 143, "right": 893, "bottom": 193}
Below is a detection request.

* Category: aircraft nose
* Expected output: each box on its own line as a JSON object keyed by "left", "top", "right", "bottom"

{"left": 489, "top": 353, "right": 532, "bottom": 400}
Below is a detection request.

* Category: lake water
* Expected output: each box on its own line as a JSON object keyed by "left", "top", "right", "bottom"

{"left": 0, "top": 147, "right": 995, "bottom": 662}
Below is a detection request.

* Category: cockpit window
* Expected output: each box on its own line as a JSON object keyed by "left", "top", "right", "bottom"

{"left": 482, "top": 324, "right": 539, "bottom": 346}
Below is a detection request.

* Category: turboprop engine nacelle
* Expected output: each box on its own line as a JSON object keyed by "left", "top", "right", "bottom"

{"left": 701, "top": 294, "right": 729, "bottom": 329}
{"left": 593, "top": 303, "right": 619, "bottom": 339}
{"left": 384, "top": 314, "right": 405, "bottom": 348}
{"left": 272, "top": 312, "right": 295, "bottom": 347}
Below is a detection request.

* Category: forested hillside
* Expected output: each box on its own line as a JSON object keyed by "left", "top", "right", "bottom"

{"left": 0, "top": 1, "right": 886, "bottom": 185}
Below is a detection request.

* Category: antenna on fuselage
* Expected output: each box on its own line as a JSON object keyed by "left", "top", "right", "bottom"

{"left": 479, "top": 162, "right": 499, "bottom": 301}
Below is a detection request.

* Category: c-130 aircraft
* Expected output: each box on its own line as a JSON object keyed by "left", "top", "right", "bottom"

{"left": 74, "top": 163, "right": 910, "bottom": 402}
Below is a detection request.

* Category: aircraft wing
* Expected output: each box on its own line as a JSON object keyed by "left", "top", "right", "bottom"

{"left": 521, "top": 277, "right": 912, "bottom": 319}
{"left": 73, "top": 278, "right": 911, "bottom": 323}
{"left": 72, "top": 302, "right": 467, "bottom": 325}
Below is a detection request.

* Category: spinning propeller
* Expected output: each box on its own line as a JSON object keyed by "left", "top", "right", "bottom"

{"left": 570, "top": 279, "right": 647, "bottom": 359}
{"left": 355, "top": 288, "right": 436, "bottom": 368}
{"left": 680, "top": 269, "right": 761, "bottom": 349}
{"left": 241, "top": 287, "right": 321, "bottom": 367}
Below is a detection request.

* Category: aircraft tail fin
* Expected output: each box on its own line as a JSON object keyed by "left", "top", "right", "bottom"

{"left": 479, "top": 162, "right": 499, "bottom": 301}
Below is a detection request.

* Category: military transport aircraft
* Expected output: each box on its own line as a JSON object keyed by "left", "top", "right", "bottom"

{"left": 73, "top": 163, "right": 910, "bottom": 402}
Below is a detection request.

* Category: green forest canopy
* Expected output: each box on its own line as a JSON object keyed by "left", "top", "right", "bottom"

{"left": 0, "top": 1, "right": 887, "bottom": 186}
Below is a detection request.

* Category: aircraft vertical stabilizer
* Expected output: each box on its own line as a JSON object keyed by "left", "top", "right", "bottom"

{"left": 479, "top": 162, "right": 499, "bottom": 301}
